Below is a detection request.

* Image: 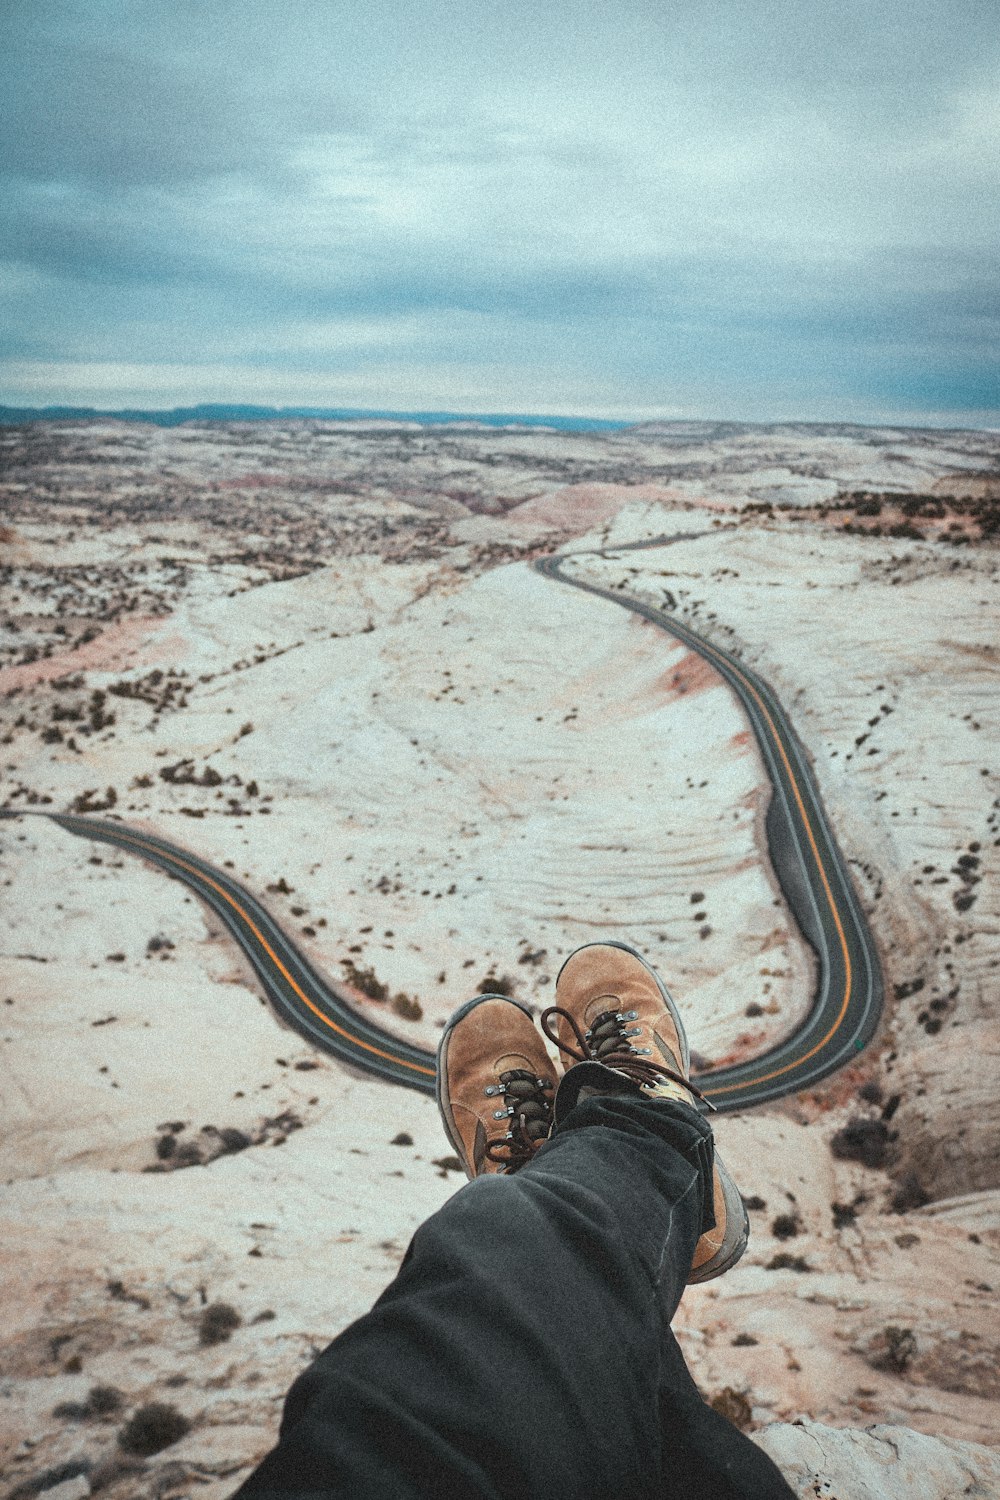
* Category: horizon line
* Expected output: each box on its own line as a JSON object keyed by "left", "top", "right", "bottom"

{"left": 1, "top": 401, "right": 997, "bottom": 436}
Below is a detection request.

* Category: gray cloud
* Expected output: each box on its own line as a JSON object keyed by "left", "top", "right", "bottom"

{"left": 1, "top": 37, "right": 357, "bottom": 187}
{"left": 1, "top": 0, "right": 997, "bottom": 418}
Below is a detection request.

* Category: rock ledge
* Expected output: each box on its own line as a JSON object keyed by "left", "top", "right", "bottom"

{"left": 754, "top": 1418, "right": 1000, "bottom": 1499}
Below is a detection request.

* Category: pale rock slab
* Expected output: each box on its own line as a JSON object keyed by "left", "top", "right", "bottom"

{"left": 754, "top": 1419, "right": 1000, "bottom": 1499}
{"left": 3, "top": 420, "right": 1000, "bottom": 1470}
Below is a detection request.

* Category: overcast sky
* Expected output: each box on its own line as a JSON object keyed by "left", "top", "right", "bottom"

{"left": 2, "top": 0, "right": 997, "bottom": 422}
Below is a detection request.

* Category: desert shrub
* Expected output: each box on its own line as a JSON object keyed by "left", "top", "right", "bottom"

{"left": 217, "top": 1127, "right": 252, "bottom": 1153}
{"left": 870, "top": 1325, "right": 917, "bottom": 1374}
{"left": 71, "top": 786, "right": 117, "bottom": 813}
{"left": 87, "top": 1384, "right": 124, "bottom": 1416}
{"left": 887, "top": 521, "right": 923, "bottom": 540}
{"left": 479, "top": 972, "right": 515, "bottom": 997}
{"left": 341, "top": 961, "right": 388, "bottom": 1001}
{"left": 54, "top": 1383, "right": 125, "bottom": 1422}
{"left": 829, "top": 1117, "right": 888, "bottom": 1168}
{"left": 709, "top": 1388, "right": 752, "bottom": 1429}
{"left": 766, "top": 1253, "right": 811, "bottom": 1272}
{"left": 198, "top": 1302, "right": 242, "bottom": 1346}
{"left": 391, "top": 993, "right": 423, "bottom": 1021}
{"left": 51, "top": 1400, "right": 90, "bottom": 1420}
{"left": 118, "top": 1402, "right": 191, "bottom": 1456}
{"left": 770, "top": 1213, "right": 800, "bottom": 1240}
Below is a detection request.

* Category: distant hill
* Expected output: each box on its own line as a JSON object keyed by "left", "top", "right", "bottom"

{"left": 0, "top": 403, "right": 629, "bottom": 432}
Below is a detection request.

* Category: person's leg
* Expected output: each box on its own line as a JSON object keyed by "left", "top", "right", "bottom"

{"left": 233, "top": 1091, "right": 792, "bottom": 1499}
{"left": 657, "top": 1330, "right": 800, "bottom": 1499}
{"left": 541, "top": 943, "right": 795, "bottom": 1496}
{"left": 543, "top": 940, "right": 750, "bottom": 1284}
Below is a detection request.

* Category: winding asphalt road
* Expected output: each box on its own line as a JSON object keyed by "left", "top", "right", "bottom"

{"left": 536, "top": 542, "right": 883, "bottom": 1107}
{"left": 2, "top": 540, "right": 882, "bottom": 1111}
{"left": 1, "top": 810, "right": 439, "bottom": 1094}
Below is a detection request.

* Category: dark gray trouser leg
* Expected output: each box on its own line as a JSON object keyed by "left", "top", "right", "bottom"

{"left": 232, "top": 1095, "right": 794, "bottom": 1500}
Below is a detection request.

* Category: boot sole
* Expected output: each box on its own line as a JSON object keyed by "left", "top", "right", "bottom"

{"left": 687, "top": 1153, "right": 750, "bottom": 1283}
{"left": 557, "top": 941, "right": 748, "bottom": 1283}
{"left": 435, "top": 993, "right": 538, "bottom": 1180}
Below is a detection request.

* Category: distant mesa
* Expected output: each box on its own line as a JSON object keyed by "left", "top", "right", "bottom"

{"left": 0, "top": 403, "right": 629, "bottom": 433}
{"left": 2, "top": 405, "right": 982, "bottom": 437}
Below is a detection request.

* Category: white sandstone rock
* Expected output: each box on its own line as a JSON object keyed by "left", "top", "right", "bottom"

{"left": 755, "top": 1419, "right": 1000, "bottom": 1499}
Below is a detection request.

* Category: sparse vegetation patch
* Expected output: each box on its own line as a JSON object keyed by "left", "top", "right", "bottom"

{"left": 829, "top": 1117, "right": 889, "bottom": 1169}
{"left": 199, "top": 1301, "right": 242, "bottom": 1346}
{"left": 117, "top": 1401, "right": 192, "bottom": 1456}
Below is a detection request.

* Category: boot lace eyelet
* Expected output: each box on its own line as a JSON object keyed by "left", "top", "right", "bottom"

{"left": 539, "top": 1005, "right": 716, "bottom": 1112}
{"left": 484, "top": 1069, "right": 554, "bottom": 1173}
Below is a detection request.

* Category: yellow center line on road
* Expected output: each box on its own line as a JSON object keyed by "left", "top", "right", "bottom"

{"left": 686, "top": 634, "right": 853, "bottom": 1094}
{"left": 60, "top": 548, "right": 860, "bottom": 1101}
{"left": 89, "top": 824, "right": 436, "bottom": 1081}
{"left": 558, "top": 568, "right": 856, "bottom": 1095}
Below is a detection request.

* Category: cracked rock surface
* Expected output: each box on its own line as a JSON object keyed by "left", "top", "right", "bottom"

{"left": 754, "top": 1419, "right": 1000, "bottom": 1498}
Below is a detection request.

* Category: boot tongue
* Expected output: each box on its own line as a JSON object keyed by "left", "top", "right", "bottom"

{"left": 585, "top": 995, "right": 622, "bottom": 1026}
{"left": 496, "top": 1052, "right": 534, "bottom": 1078}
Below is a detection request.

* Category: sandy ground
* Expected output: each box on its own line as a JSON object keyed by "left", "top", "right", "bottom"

{"left": 1, "top": 418, "right": 998, "bottom": 1496}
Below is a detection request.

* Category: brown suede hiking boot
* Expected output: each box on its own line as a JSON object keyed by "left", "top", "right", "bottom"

{"left": 436, "top": 994, "right": 557, "bottom": 1179}
{"left": 541, "top": 941, "right": 749, "bottom": 1283}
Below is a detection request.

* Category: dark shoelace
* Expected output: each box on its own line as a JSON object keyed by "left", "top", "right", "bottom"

{"left": 484, "top": 1069, "right": 554, "bottom": 1172}
{"left": 540, "top": 1004, "right": 715, "bottom": 1111}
